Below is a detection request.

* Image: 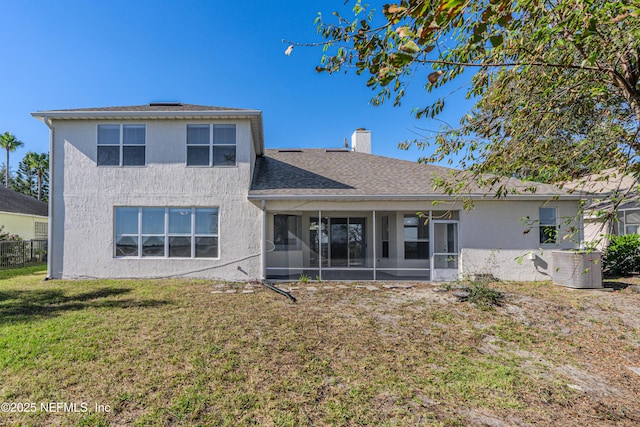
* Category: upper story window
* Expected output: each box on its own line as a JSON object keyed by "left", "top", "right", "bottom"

{"left": 539, "top": 207, "right": 558, "bottom": 244}
{"left": 97, "top": 124, "right": 146, "bottom": 166}
{"left": 186, "top": 124, "right": 236, "bottom": 167}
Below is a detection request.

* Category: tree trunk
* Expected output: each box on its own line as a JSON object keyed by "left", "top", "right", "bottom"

{"left": 4, "top": 149, "right": 8, "bottom": 188}
{"left": 37, "top": 171, "right": 42, "bottom": 201}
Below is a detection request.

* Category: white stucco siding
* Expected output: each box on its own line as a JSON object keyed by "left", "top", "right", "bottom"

{"left": 50, "top": 119, "right": 262, "bottom": 280}
{"left": 459, "top": 200, "right": 581, "bottom": 281}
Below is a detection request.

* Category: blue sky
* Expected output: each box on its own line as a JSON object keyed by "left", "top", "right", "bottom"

{"left": 0, "top": 1, "right": 473, "bottom": 174}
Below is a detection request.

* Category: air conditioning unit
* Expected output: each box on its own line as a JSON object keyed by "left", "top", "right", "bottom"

{"left": 552, "top": 250, "right": 602, "bottom": 289}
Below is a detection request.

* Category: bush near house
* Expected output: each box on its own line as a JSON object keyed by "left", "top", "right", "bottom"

{"left": 0, "top": 225, "right": 22, "bottom": 241}
{"left": 603, "top": 234, "right": 640, "bottom": 276}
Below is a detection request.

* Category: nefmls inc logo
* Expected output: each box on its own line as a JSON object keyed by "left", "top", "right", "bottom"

{"left": 40, "top": 402, "right": 89, "bottom": 413}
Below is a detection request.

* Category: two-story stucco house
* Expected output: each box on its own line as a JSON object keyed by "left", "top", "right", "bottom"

{"left": 32, "top": 103, "right": 583, "bottom": 282}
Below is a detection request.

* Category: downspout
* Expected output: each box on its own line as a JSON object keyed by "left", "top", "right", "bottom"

{"left": 261, "top": 199, "right": 266, "bottom": 280}
{"left": 372, "top": 210, "right": 376, "bottom": 280}
{"left": 43, "top": 116, "right": 54, "bottom": 279}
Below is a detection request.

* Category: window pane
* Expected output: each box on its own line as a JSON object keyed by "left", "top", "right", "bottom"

{"left": 142, "top": 236, "right": 165, "bottom": 257}
{"left": 213, "top": 124, "right": 236, "bottom": 145}
{"left": 381, "top": 216, "right": 389, "bottom": 240}
{"left": 187, "top": 146, "right": 210, "bottom": 166}
{"left": 98, "top": 146, "right": 120, "bottom": 166}
{"left": 539, "top": 208, "right": 556, "bottom": 225}
{"left": 142, "top": 208, "right": 165, "bottom": 234}
{"left": 625, "top": 210, "right": 640, "bottom": 224}
{"left": 404, "top": 227, "right": 418, "bottom": 241}
{"left": 417, "top": 220, "right": 429, "bottom": 239}
{"left": 626, "top": 225, "right": 639, "bottom": 235}
{"left": 540, "top": 226, "right": 557, "bottom": 244}
{"left": 169, "top": 208, "right": 192, "bottom": 234}
{"left": 382, "top": 241, "right": 389, "bottom": 258}
{"left": 403, "top": 215, "right": 418, "bottom": 227}
{"left": 195, "top": 237, "right": 218, "bottom": 258}
{"left": 187, "top": 125, "right": 210, "bottom": 145}
{"left": 122, "top": 146, "right": 145, "bottom": 166}
{"left": 98, "top": 124, "right": 120, "bottom": 145}
{"left": 195, "top": 208, "right": 218, "bottom": 235}
{"left": 115, "top": 208, "right": 139, "bottom": 235}
{"left": 115, "top": 236, "right": 138, "bottom": 257}
{"left": 169, "top": 236, "right": 191, "bottom": 257}
{"left": 405, "top": 242, "right": 429, "bottom": 259}
{"left": 212, "top": 146, "right": 236, "bottom": 166}
{"left": 123, "top": 125, "right": 145, "bottom": 145}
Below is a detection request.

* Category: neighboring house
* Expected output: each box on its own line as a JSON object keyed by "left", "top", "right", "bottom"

{"left": 566, "top": 169, "right": 640, "bottom": 249}
{"left": 32, "top": 103, "right": 582, "bottom": 282}
{"left": 0, "top": 185, "right": 48, "bottom": 240}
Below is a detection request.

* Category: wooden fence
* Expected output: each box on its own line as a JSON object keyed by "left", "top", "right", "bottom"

{"left": 0, "top": 240, "right": 48, "bottom": 270}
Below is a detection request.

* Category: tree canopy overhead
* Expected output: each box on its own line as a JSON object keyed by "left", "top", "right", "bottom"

{"left": 299, "top": 0, "right": 640, "bottom": 193}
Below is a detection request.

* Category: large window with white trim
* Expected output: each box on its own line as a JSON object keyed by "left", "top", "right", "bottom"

{"left": 186, "top": 124, "right": 236, "bottom": 166}
{"left": 98, "top": 124, "right": 146, "bottom": 166}
{"left": 115, "top": 207, "right": 219, "bottom": 258}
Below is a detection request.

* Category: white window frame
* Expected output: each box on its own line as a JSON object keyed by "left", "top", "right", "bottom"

{"left": 186, "top": 124, "right": 237, "bottom": 167}
{"left": 403, "top": 213, "right": 429, "bottom": 260}
{"left": 97, "top": 124, "right": 146, "bottom": 167}
{"left": 618, "top": 208, "right": 640, "bottom": 235}
{"left": 114, "top": 207, "right": 219, "bottom": 259}
{"left": 539, "top": 207, "right": 558, "bottom": 245}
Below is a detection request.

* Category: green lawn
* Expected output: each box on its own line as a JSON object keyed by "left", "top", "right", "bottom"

{"left": 0, "top": 273, "right": 639, "bottom": 426}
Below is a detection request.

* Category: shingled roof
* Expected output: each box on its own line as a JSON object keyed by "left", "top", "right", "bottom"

{"left": 249, "top": 149, "right": 578, "bottom": 200}
{"left": 38, "top": 103, "right": 247, "bottom": 112}
{"left": 0, "top": 186, "right": 48, "bottom": 216}
{"left": 32, "top": 103, "right": 265, "bottom": 156}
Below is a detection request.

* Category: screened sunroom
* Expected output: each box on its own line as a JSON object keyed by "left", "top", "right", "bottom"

{"left": 264, "top": 210, "right": 459, "bottom": 281}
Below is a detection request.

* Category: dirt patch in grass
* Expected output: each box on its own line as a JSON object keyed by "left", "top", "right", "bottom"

{"left": 0, "top": 278, "right": 638, "bottom": 426}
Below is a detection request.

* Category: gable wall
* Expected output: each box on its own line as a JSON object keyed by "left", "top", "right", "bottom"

{"left": 49, "top": 119, "right": 262, "bottom": 280}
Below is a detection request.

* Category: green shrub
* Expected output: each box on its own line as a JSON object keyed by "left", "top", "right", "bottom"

{"left": 603, "top": 234, "right": 640, "bottom": 276}
{"left": 463, "top": 281, "right": 504, "bottom": 309}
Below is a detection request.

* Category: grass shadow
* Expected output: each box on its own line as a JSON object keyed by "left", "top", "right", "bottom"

{"left": 0, "top": 287, "right": 170, "bottom": 324}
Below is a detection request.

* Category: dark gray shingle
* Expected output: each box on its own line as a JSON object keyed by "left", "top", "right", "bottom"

{"left": 0, "top": 186, "right": 48, "bottom": 216}
{"left": 250, "top": 149, "right": 574, "bottom": 198}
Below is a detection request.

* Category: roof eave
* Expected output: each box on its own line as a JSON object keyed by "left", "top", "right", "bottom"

{"left": 247, "top": 193, "right": 583, "bottom": 202}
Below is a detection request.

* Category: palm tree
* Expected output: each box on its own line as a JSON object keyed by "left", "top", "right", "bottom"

{"left": 24, "top": 151, "right": 49, "bottom": 200}
{"left": 0, "top": 132, "right": 24, "bottom": 188}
